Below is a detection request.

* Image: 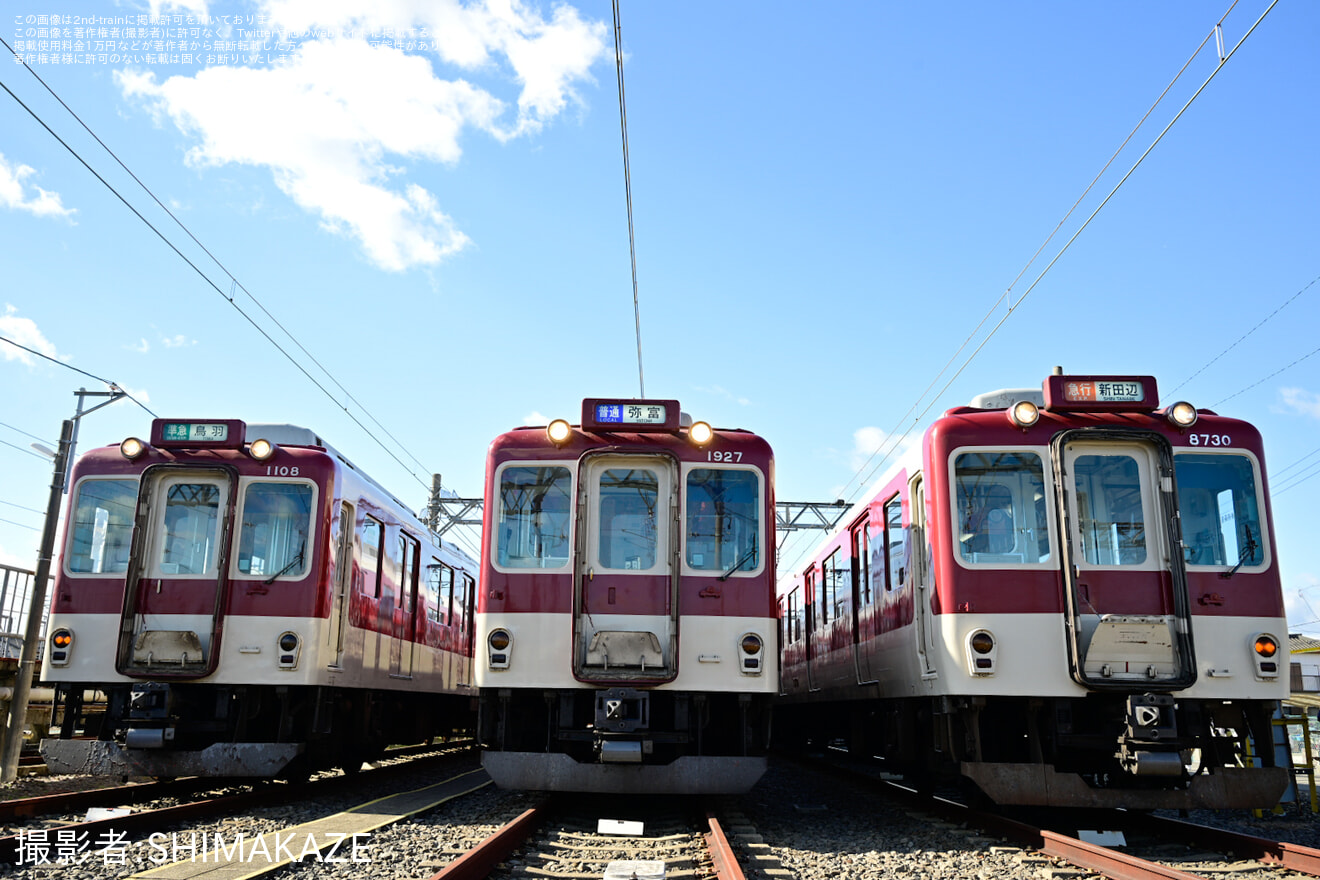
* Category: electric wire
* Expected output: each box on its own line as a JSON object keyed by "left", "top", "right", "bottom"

{"left": 1167, "top": 270, "right": 1320, "bottom": 396}
{"left": 0, "top": 516, "right": 40, "bottom": 532}
{"left": 833, "top": 0, "right": 1262, "bottom": 506}
{"left": 0, "top": 420, "right": 55, "bottom": 447}
{"left": 0, "top": 64, "right": 470, "bottom": 536}
{"left": 0, "top": 35, "right": 438, "bottom": 485}
{"left": 612, "top": 0, "right": 646, "bottom": 398}
{"left": 1273, "top": 445, "right": 1320, "bottom": 479}
{"left": 1273, "top": 462, "right": 1320, "bottom": 497}
{"left": 784, "top": 0, "right": 1279, "bottom": 575}
{"left": 0, "top": 499, "right": 44, "bottom": 516}
{"left": 0, "top": 333, "right": 156, "bottom": 418}
{"left": 1209, "top": 341, "right": 1320, "bottom": 409}
{"left": 0, "top": 438, "right": 51, "bottom": 462}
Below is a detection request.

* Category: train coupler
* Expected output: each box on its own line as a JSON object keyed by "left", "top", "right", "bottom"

{"left": 1117, "top": 693, "right": 1183, "bottom": 777}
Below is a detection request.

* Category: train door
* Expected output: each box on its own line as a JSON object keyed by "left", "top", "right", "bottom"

{"left": 852, "top": 518, "right": 879, "bottom": 685}
{"left": 116, "top": 465, "right": 236, "bottom": 677}
{"left": 326, "top": 502, "right": 352, "bottom": 668}
{"left": 804, "top": 566, "right": 820, "bottom": 692}
{"left": 572, "top": 453, "right": 679, "bottom": 682}
{"left": 910, "top": 476, "right": 936, "bottom": 677}
{"left": 393, "top": 532, "right": 419, "bottom": 678}
{"left": 1053, "top": 432, "right": 1195, "bottom": 689}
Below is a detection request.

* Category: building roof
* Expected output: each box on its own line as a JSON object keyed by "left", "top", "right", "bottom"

{"left": 1290, "top": 634, "right": 1320, "bottom": 654}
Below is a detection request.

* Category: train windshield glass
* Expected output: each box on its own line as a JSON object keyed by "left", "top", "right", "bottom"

{"left": 1174, "top": 453, "right": 1264, "bottom": 568}
{"left": 67, "top": 478, "right": 137, "bottom": 574}
{"left": 685, "top": 468, "right": 760, "bottom": 573}
{"left": 158, "top": 481, "right": 224, "bottom": 575}
{"left": 496, "top": 466, "right": 572, "bottom": 568}
{"left": 1071, "top": 454, "right": 1147, "bottom": 565}
{"left": 236, "top": 482, "right": 313, "bottom": 578}
{"left": 598, "top": 468, "right": 659, "bottom": 570}
{"left": 954, "top": 451, "right": 1051, "bottom": 565}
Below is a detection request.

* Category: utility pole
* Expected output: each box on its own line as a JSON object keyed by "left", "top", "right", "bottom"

{"left": 0, "top": 388, "right": 125, "bottom": 783}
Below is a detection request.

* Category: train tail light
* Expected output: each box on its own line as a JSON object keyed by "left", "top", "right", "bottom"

{"left": 249, "top": 438, "right": 278, "bottom": 461}
{"left": 120, "top": 437, "right": 148, "bottom": 460}
{"left": 1252, "top": 633, "right": 1280, "bottom": 679}
{"left": 49, "top": 628, "right": 73, "bottom": 666}
{"left": 739, "top": 632, "right": 763, "bottom": 674}
{"left": 965, "top": 629, "right": 997, "bottom": 676}
{"left": 1007, "top": 400, "right": 1039, "bottom": 429}
{"left": 488, "top": 629, "right": 512, "bottom": 669}
{"left": 277, "top": 631, "right": 301, "bottom": 669}
{"left": 688, "top": 421, "right": 714, "bottom": 446}
{"left": 1166, "top": 401, "right": 1198, "bottom": 428}
{"left": 546, "top": 420, "right": 572, "bottom": 446}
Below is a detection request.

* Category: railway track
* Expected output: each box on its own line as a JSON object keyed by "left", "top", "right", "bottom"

{"left": 435, "top": 795, "right": 760, "bottom": 880}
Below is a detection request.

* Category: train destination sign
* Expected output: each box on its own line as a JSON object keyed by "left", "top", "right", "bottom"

{"left": 162, "top": 422, "right": 230, "bottom": 442}
{"left": 581, "top": 398, "right": 682, "bottom": 432}
{"left": 1042, "top": 375, "right": 1159, "bottom": 412}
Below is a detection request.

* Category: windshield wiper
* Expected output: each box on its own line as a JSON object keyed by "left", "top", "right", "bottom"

{"left": 1219, "top": 525, "right": 1258, "bottom": 580}
{"left": 264, "top": 543, "right": 306, "bottom": 585}
{"left": 718, "top": 541, "right": 758, "bottom": 582}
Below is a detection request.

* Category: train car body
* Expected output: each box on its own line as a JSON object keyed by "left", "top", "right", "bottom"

{"left": 778, "top": 373, "right": 1290, "bottom": 809}
{"left": 41, "top": 419, "right": 477, "bottom": 778}
{"left": 475, "top": 399, "right": 777, "bottom": 794}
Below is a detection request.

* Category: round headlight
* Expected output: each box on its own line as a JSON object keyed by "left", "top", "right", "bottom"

{"left": 51, "top": 629, "right": 73, "bottom": 650}
{"left": 489, "top": 629, "right": 511, "bottom": 651}
{"left": 547, "top": 419, "right": 572, "bottom": 446}
{"left": 689, "top": 421, "right": 714, "bottom": 446}
{"left": 279, "top": 632, "right": 299, "bottom": 652}
{"left": 249, "top": 438, "right": 277, "bottom": 461}
{"left": 1167, "top": 401, "right": 1198, "bottom": 429}
{"left": 1254, "top": 635, "right": 1278, "bottom": 658}
{"left": 740, "top": 634, "right": 763, "bottom": 655}
{"left": 120, "top": 437, "right": 147, "bottom": 460}
{"left": 1008, "top": 400, "right": 1040, "bottom": 429}
{"left": 970, "top": 631, "right": 995, "bottom": 654}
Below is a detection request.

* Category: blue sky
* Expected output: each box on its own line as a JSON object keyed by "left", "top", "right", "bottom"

{"left": 2, "top": 1, "right": 1319, "bottom": 632}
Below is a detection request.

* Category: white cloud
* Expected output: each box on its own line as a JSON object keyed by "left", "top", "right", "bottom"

{"left": 0, "top": 154, "right": 75, "bottom": 220}
{"left": 695, "top": 385, "right": 752, "bottom": 406}
{"left": 127, "top": 338, "right": 150, "bottom": 354}
{"left": 117, "top": 385, "right": 153, "bottom": 406}
{"left": 161, "top": 334, "right": 195, "bottom": 348}
{"left": 0, "top": 305, "right": 60, "bottom": 366}
{"left": 117, "top": 2, "right": 608, "bottom": 271}
{"left": 851, "top": 425, "right": 914, "bottom": 473}
{"left": 0, "top": 543, "right": 34, "bottom": 570}
{"left": 150, "top": 0, "right": 209, "bottom": 16}
{"left": 1287, "top": 577, "right": 1320, "bottom": 635}
{"left": 523, "top": 410, "right": 549, "bottom": 425}
{"left": 1279, "top": 387, "right": 1320, "bottom": 419}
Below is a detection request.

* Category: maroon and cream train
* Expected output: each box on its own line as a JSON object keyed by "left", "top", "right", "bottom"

{"left": 474, "top": 399, "right": 776, "bottom": 794}
{"left": 777, "top": 372, "right": 1290, "bottom": 809}
{"left": 40, "top": 419, "right": 477, "bottom": 778}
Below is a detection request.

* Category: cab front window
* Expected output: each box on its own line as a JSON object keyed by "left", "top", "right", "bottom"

{"left": 67, "top": 478, "right": 138, "bottom": 574}
{"left": 496, "top": 465, "right": 572, "bottom": 569}
{"left": 1175, "top": 453, "right": 1265, "bottom": 568}
{"left": 954, "top": 451, "right": 1051, "bottom": 565}
{"left": 236, "top": 482, "right": 314, "bottom": 579}
{"left": 685, "top": 468, "right": 760, "bottom": 574}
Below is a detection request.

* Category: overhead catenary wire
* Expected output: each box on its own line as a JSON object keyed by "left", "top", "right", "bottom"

{"left": 0, "top": 420, "right": 55, "bottom": 447}
{"left": 0, "top": 46, "right": 483, "bottom": 556}
{"left": 612, "top": 0, "right": 646, "bottom": 398}
{"left": 0, "top": 332, "right": 157, "bottom": 418}
{"left": 783, "top": 0, "right": 1279, "bottom": 576}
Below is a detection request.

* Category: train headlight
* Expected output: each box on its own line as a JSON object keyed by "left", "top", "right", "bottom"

{"left": 120, "top": 437, "right": 147, "bottom": 460}
{"left": 1007, "top": 400, "right": 1039, "bottom": 429}
{"left": 738, "top": 632, "right": 764, "bottom": 674}
{"left": 1252, "top": 633, "right": 1280, "bottom": 679}
{"left": 965, "top": 629, "right": 997, "bottom": 676}
{"left": 546, "top": 419, "right": 572, "bottom": 446}
{"left": 249, "top": 438, "right": 278, "bottom": 461}
{"left": 488, "top": 629, "right": 511, "bottom": 669}
{"left": 277, "top": 631, "right": 301, "bottom": 669}
{"left": 1166, "top": 401, "right": 1198, "bottom": 428}
{"left": 49, "top": 628, "right": 73, "bottom": 666}
{"left": 688, "top": 421, "right": 714, "bottom": 446}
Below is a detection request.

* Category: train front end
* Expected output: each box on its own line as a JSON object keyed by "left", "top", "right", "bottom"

{"left": 475, "top": 399, "right": 777, "bottom": 794}
{"left": 927, "top": 374, "right": 1290, "bottom": 808}
{"left": 41, "top": 419, "right": 334, "bottom": 778}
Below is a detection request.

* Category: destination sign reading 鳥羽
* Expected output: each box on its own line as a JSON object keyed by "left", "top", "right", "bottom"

{"left": 161, "top": 422, "right": 230, "bottom": 443}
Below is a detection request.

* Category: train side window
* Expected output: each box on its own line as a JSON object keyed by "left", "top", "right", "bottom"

{"left": 496, "top": 465, "right": 572, "bottom": 569}
{"left": 360, "top": 515, "right": 383, "bottom": 598}
{"left": 158, "top": 480, "right": 224, "bottom": 576}
{"left": 1174, "top": 452, "right": 1265, "bottom": 568}
{"left": 598, "top": 468, "right": 659, "bottom": 570}
{"left": 399, "top": 533, "right": 419, "bottom": 608}
{"left": 66, "top": 478, "right": 137, "bottom": 574}
{"left": 885, "top": 495, "right": 905, "bottom": 591}
{"left": 427, "top": 561, "right": 454, "bottom": 625}
{"left": 235, "top": 482, "right": 313, "bottom": 579}
{"left": 806, "top": 567, "right": 821, "bottom": 630}
{"left": 823, "top": 548, "right": 848, "bottom": 620}
{"left": 851, "top": 520, "right": 871, "bottom": 607}
{"left": 685, "top": 468, "right": 760, "bottom": 574}
{"left": 456, "top": 573, "right": 472, "bottom": 636}
{"left": 954, "top": 451, "right": 1051, "bottom": 565}
{"left": 782, "top": 589, "right": 804, "bottom": 644}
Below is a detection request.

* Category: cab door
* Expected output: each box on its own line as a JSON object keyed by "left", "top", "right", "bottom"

{"left": 1053, "top": 431, "right": 1195, "bottom": 689}
{"left": 572, "top": 453, "right": 679, "bottom": 682}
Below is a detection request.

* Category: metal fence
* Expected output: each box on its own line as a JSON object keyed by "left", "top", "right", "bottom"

{"left": 0, "top": 564, "right": 48, "bottom": 660}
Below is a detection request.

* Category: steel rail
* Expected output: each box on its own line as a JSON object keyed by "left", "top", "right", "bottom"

{"left": 430, "top": 804, "right": 548, "bottom": 880}
{"left": 1133, "top": 812, "right": 1320, "bottom": 876}
{"left": 704, "top": 812, "right": 746, "bottom": 880}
